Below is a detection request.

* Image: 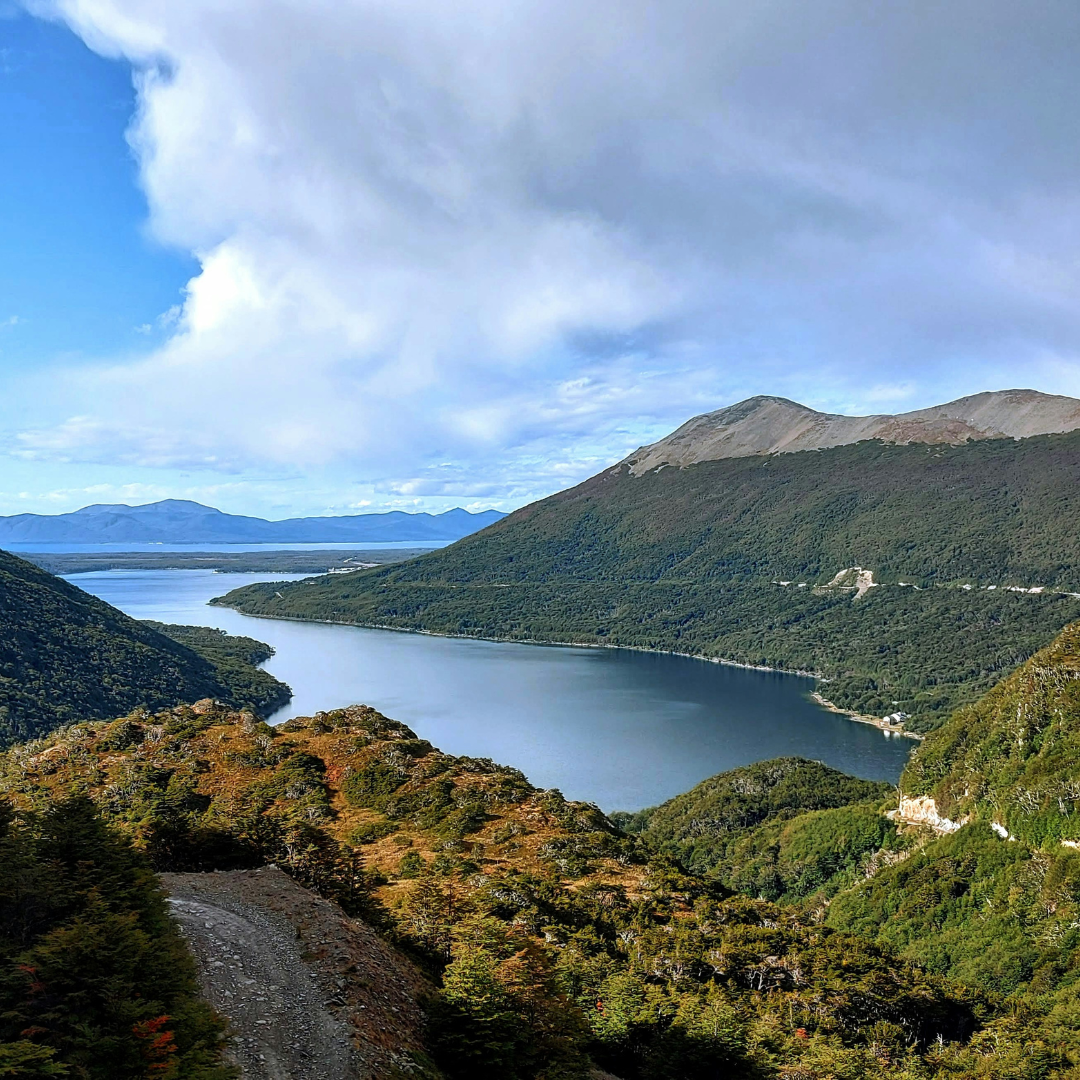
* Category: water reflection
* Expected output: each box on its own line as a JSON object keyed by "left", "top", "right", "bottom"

{"left": 69, "top": 569, "right": 912, "bottom": 810}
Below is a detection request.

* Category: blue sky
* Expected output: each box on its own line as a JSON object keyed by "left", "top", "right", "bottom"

{"left": 0, "top": 10, "right": 194, "bottom": 365}
{"left": 2, "top": 0, "right": 1080, "bottom": 519}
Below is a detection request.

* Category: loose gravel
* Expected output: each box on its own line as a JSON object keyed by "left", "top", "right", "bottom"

{"left": 161, "top": 867, "right": 433, "bottom": 1079}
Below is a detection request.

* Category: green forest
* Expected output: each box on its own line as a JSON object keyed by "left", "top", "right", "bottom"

{"left": 0, "top": 550, "right": 290, "bottom": 745}
{"left": 5, "top": 615, "right": 1080, "bottom": 1080}
{"left": 145, "top": 622, "right": 291, "bottom": 718}
{"left": 0, "top": 795, "right": 234, "bottom": 1078}
{"left": 219, "top": 431, "right": 1080, "bottom": 731}
{"left": 901, "top": 621, "right": 1080, "bottom": 844}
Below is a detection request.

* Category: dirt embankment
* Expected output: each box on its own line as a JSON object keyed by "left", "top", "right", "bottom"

{"left": 161, "top": 867, "right": 434, "bottom": 1080}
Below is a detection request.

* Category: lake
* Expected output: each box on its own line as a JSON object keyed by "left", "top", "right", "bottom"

{"left": 68, "top": 569, "right": 913, "bottom": 811}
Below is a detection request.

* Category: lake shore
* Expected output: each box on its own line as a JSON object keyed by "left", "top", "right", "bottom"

{"left": 810, "top": 691, "right": 923, "bottom": 740}
{"left": 212, "top": 599, "right": 918, "bottom": 739}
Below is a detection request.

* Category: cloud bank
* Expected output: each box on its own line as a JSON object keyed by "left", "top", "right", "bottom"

{"left": 15, "top": 0, "right": 1080, "bottom": 507}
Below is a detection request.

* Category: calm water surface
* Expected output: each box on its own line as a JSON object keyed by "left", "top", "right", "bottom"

{"left": 69, "top": 569, "right": 913, "bottom": 810}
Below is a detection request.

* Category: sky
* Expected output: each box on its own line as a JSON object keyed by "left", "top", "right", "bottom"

{"left": 1, "top": 0, "right": 1080, "bottom": 519}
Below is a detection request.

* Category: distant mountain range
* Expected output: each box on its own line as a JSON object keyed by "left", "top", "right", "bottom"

{"left": 0, "top": 499, "right": 505, "bottom": 545}
{"left": 219, "top": 388, "right": 1080, "bottom": 732}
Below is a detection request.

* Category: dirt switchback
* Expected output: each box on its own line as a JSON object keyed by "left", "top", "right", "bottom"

{"left": 161, "top": 867, "right": 434, "bottom": 1080}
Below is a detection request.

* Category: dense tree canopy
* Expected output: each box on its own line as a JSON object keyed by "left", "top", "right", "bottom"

{"left": 0, "top": 796, "right": 234, "bottom": 1078}
{"left": 219, "top": 432, "right": 1080, "bottom": 731}
{"left": 0, "top": 550, "right": 289, "bottom": 745}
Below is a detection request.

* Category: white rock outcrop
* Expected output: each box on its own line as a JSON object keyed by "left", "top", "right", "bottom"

{"left": 889, "top": 795, "right": 968, "bottom": 834}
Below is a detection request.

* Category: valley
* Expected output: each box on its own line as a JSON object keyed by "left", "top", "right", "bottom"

{"left": 4, "top": 391, "right": 1080, "bottom": 1078}
{"left": 66, "top": 567, "right": 911, "bottom": 808}
{"left": 221, "top": 426, "right": 1080, "bottom": 733}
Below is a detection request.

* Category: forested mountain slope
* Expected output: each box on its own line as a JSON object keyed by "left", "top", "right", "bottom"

{"left": 821, "top": 623, "right": 1080, "bottom": 1040}
{"left": 220, "top": 430, "right": 1080, "bottom": 731}
{"left": 900, "top": 621, "right": 1080, "bottom": 844}
{"left": 6, "top": 700, "right": 1070, "bottom": 1079}
{"left": 615, "top": 758, "right": 893, "bottom": 882}
{"left": 0, "top": 550, "right": 289, "bottom": 744}
{"left": 611, "top": 628, "right": 1080, "bottom": 1075}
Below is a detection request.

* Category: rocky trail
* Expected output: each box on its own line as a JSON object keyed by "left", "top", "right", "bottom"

{"left": 161, "top": 867, "right": 433, "bottom": 1079}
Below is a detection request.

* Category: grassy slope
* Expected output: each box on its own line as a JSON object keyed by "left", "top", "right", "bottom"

{"left": 0, "top": 550, "right": 289, "bottom": 744}
{"left": 220, "top": 432, "right": 1080, "bottom": 732}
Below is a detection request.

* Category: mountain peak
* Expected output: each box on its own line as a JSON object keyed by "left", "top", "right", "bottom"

{"left": 625, "top": 388, "right": 1080, "bottom": 474}
{"left": 75, "top": 499, "right": 224, "bottom": 517}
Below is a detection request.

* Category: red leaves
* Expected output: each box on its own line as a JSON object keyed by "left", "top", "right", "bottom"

{"left": 131, "top": 1015, "right": 179, "bottom": 1074}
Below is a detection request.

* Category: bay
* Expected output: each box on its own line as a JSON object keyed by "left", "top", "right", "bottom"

{"left": 67, "top": 569, "right": 913, "bottom": 811}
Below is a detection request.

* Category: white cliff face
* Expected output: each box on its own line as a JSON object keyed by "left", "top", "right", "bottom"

{"left": 625, "top": 389, "right": 1080, "bottom": 474}
{"left": 889, "top": 795, "right": 968, "bottom": 834}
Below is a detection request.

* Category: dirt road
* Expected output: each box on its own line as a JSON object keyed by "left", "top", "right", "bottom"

{"left": 161, "top": 867, "right": 433, "bottom": 1079}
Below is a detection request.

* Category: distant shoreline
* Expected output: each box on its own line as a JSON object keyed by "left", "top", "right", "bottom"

{"left": 809, "top": 691, "right": 922, "bottom": 740}
{"left": 212, "top": 600, "right": 922, "bottom": 740}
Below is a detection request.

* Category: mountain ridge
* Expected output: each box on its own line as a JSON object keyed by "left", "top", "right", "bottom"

{"left": 0, "top": 499, "right": 505, "bottom": 544}
{"left": 626, "top": 388, "right": 1080, "bottom": 473}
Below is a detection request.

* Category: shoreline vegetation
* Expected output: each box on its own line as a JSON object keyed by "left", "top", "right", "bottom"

{"left": 0, "top": 548, "right": 290, "bottom": 746}
{"left": 212, "top": 431, "right": 1080, "bottom": 733}
{"left": 210, "top": 598, "right": 923, "bottom": 739}
{"left": 24, "top": 548, "right": 428, "bottom": 575}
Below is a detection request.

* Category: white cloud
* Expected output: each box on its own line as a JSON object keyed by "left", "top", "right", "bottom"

{"left": 13, "top": 0, "right": 1080, "bottom": 508}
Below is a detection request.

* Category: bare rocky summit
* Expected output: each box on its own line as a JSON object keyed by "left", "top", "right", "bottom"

{"left": 626, "top": 388, "right": 1080, "bottom": 473}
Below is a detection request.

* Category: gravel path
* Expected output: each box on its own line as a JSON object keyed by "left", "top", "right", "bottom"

{"left": 161, "top": 868, "right": 432, "bottom": 1079}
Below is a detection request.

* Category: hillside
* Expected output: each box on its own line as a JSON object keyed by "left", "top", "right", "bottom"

{"left": 0, "top": 499, "right": 504, "bottom": 544}
{"left": 7, "top": 700, "right": 1066, "bottom": 1079}
{"left": 0, "top": 550, "right": 289, "bottom": 744}
{"left": 819, "top": 618, "right": 1080, "bottom": 1024}
{"left": 898, "top": 622, "right": 1080, "bottom": 844}
{"left": 219, "top": 428, "right": 1080, "bottom": 731}
{"left": 616, "top": 758, "right": 893, "bottom": 883}
{"left": 8, "top": 697, "right": 1080, "bottom": 1076}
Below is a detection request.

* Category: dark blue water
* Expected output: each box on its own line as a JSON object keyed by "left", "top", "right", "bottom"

{"left": 68, "top": 569, "right": 913, "bottom": 811}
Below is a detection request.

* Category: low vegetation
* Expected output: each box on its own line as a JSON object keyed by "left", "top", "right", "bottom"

{"left": 4, "top": 684, "right": 1079, "bottom": 1077}
{"left": 23, "top": 549, "right": 422, "bottom": 575}
{"left": 218, "top": 432, "right": 1080, "bottom": 731}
